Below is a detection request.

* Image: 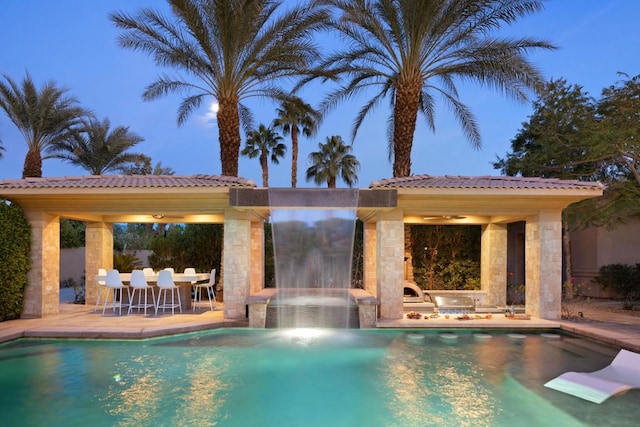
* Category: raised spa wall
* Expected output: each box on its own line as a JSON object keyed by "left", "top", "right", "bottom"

{"left": 247, "top": 288, "right": 378, "bottom": 328}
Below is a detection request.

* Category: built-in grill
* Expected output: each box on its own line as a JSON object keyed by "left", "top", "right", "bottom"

{"left": 428, "top": 294, "right": 476, "bottom": 313}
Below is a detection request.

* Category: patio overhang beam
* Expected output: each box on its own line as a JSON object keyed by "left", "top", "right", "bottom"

{"left": 229, "top": 188, "right": 398, "bottom": 222}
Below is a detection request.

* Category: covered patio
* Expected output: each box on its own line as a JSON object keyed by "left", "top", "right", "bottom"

{"left": 0, "top": 174, "right": 603, "bottom": 323}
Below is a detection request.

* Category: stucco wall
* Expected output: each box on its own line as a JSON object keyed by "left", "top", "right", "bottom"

{"left": 571, "top": 218, "right": 640, "bottom": 297}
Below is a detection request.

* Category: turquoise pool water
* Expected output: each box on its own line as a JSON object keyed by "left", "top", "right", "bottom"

{"left": 0, "top": 329, "right": 637, "bottom": 426}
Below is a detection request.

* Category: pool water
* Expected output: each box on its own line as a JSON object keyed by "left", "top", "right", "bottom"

{"left": 0, "top": 329, "right": 637, "bottom": 426}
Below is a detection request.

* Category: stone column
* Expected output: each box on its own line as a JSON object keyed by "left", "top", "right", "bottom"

{"left": 85, "top": 222, "right": 114, "bottom": 306}
{"left": 525, "top": 210, "right": 563, "bottom": 319}
{"left": 363, "top": 221, "right": 377, "bottom": 296}
{"left": 376, "top": 209, "right": 404, "bottom": 320}
{"left": 223, "top": 209, "right": 252, "bottom": 319}
{"left": 250, "top": 220, "right": 265, "bottom": 294}
{"left": 480, "top": 223, "right": 507, "bottom": 308}
{"left": 22, "top": 210, "right": 60, "bottom": 318}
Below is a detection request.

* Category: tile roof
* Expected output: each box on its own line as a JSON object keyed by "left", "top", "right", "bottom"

{"left": 0, "top": 174, "right": 256, "bottom": 190}
{"left": 370, "top": 175, "right": 604, "bottom": 190}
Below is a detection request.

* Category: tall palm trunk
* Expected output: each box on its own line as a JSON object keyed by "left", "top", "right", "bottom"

{"left": 260, "top": 150, "right": 269, "bottom": 187}
{"left": 290, "top": 127, "right": 299, "bottom": 188}
{"left": 217, "top": 97, "right": 241, "bottom": 177}
{"left": 392, "top": 77, "right": 422, "bottom": 178}
{"left": 23, "top": 147, "right": 43, "bottom": 178}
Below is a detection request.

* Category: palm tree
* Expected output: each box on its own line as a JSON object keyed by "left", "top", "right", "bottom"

{"left": 306, "top": 135, "right": 360, "bottom": 188}
{"left": 122, "top": 159, "right": 176, "bottom": 175}
{"left": 0, "top": 73, "right": 88, "bottom": 177}
{"left": 273, "top": 96, "right": 322, "bottom": 188}
{"left": 150, "top": 161, "right": 175, "bottom": 175}
{"left": 0, "top": 139, "right": 4, "bottom": 160}
{"left": 241, "top": 124, "right": 286, "bottom": 187}
{"left": 312, "top": 0, "right": 555, "bottom": 177}
{"left": 48, "top": 117, "right": 147, "bottom": 175}
{"left": 110, "top": 0, "right": 328, "bottom": 177}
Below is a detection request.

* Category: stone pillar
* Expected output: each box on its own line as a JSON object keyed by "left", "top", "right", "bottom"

{"left": 85, "top": 222, "right": 114, "bottom": 306}
{"left": 247, "top": 298, "right": 268, "bottom": 327}
{"left": 480, "top": 223, "right": 507, "bottom": 308}
{"left": 376, "top": 209, "right": 404, "bottom": 320}
{"left": 525, "top": 210, "right": 563, "bottom": 319}
{"left": 22, "top": 210, "right": 60, "bottom": 318}
{"left": 363, "top": 221, "right": 377, "bottom": 296}
{"left": 223, "top": 209, "right": 252, "bottom": 319}
{"left": 249, "top": 220, "right": 265, "bottom": 294}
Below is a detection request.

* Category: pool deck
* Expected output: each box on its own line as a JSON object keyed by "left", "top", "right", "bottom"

{"left": 1, "top": 299, "right": 640, "bottom": 353}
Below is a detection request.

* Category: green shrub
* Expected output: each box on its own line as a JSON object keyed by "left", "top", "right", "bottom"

{"left": 594, "top": 263, "right": 640, "bottom": 307}
{"left": 436, "top": 259, "right": 481, "bottom": 290}
{"left": 0, "top": 199, "right": 31, "bottom": 321}
{"left": 114, "top": 253, "right": 142, "bottom": 272}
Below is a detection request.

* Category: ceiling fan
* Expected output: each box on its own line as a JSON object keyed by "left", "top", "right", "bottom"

{"left": 150, "top": 214, "right": 184, "bottom": 221}
{"left": 422, "top": 215, "right": 466, "bottom": 220}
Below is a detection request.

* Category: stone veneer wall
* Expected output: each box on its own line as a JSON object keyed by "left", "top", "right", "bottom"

{"left": 363, "top": 222, "right": 377, "bottom": 296}
{"left": 249, "top": 221, "right": 265, "bottom": 294}
{"left": 23, "top": 211, "right": 60, "bottom": 317}
{"left": 223, "top": 211, "right": 252, "bottom": 319}
{"left": 376, "top": 210, "right": 404, "bottom": 320}
{"left": 480, "top": 223, "right": 507, "bottom": 308}
{"left": 526, "top": 211, "right": 562, "bottom": 319}
{"left": 84, "top": 222, "right": 114, "bottom": 306}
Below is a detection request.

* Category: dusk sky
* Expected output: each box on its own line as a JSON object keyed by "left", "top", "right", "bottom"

{"left": 1, "top": 1, "right": 639, "bottom": 188}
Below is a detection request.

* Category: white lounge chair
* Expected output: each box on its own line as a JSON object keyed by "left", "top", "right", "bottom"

{"left": 544, "top": 349, "right": 640, "bottom": 403}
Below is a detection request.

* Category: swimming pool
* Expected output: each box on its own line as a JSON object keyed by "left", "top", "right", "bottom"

{"left": 0, "top": 329, "right": 637, "bottom": 426}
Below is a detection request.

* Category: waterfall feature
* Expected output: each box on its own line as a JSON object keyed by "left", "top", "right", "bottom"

{"left": 267, "top": 189, "right": 360, "bottom": 328}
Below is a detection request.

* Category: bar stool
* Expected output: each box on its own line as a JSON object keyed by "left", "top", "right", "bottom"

{"left": 155, "top": 269, "right": 182, "bottom": 315}
{"left": 192, "top": 269, "right": 217, "bottom": 311}
{"left": 102, "top": 269, "right": 130, "bottom": 315}
{"left": 128, "top": 269, "right": 156, "bottom": 315}
{"left": 93, "top": 268, "right": 108, "bottom": 312}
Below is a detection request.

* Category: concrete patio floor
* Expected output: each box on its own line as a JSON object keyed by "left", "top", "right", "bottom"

{"left": 1, "top": 298, "right": 640, "bottom": 353}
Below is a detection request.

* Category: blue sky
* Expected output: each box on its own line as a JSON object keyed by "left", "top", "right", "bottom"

{"left": 1, "top": 0, "right": 639, "bottom": 188}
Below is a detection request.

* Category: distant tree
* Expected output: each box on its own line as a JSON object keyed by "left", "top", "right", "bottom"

{"left": 49, "top": 117, "right": 147, "bottom": 175}
{"left": 241, "top": 124, "right": 286, "bottom": 187}
{"left": 494, "top": 74, "right": 640, "bottom": 282}
{"left": 494, "top": 75, "right": 640, "bottom": 228}
{"left": 493, "top": 78, "right": 601, "bottom": 180}
{"left": 148, "top": 224, "right": 222, "bottom": 273}
{"left": 60, "top": 219, "right": 85, "bottom": 248}
{"left": 305, "top": 135, "right": 360, "bottom": 188}
{"left": 113, "top": 223, "right": 158, "bottom": 252}
{"left": 0, "top": 72, "right": 88, "bottom": 177}
{"left": 273, "top": 96, "right": 321, "bottom": 187}
{"left": 307, "top": 0, "right": 554, "bottom": 177}
{"left": 149, "top": 161, "right": 175, "bottom": 175}
{"left": 110, "top": 0, "right": 328, "bottom": 177}
{"left": 122, "top": 158, "right": 175, "bottom": 175}
{"left": 596, "top": 72, "right": 640, "bottom": 187}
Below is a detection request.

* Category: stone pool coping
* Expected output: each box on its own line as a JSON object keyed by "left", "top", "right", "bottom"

{"left": 1, "top": 301, "right": 640, "bottom": 353}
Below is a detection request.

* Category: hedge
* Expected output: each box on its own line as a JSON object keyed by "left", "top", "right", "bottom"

{"left": 0, "top": 198, "right": 31, "bottom": 321}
